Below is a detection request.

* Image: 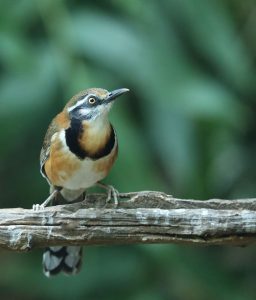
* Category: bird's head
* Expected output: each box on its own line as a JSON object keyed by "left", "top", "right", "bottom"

{"left": 66, "top": 88, "right": 129, "bottom": 121}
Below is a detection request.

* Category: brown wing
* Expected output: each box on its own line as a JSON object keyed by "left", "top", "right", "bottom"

{"left": 40, "top": 119, "right": 59, "bottom": 178}
{"left": 40, "top": 111, "right": 70, "bottom": 178}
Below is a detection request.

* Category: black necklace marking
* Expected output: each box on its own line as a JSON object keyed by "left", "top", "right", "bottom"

{"left": 65, "top": 119, "right": 116, "bottom": 160}
{"left": 65, "top": 118, "right": 86, "bottom": 159}
{"left": 91, "top": 125, "right": 116, "bottom": 159}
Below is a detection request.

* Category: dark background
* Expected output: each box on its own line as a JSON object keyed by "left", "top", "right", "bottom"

{"left": 0, "top": 0, "right": 256, "bottom": 299}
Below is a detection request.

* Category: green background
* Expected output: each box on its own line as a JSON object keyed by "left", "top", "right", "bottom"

{"left": 0, "top": 0, "right": 256, "bottom": 299}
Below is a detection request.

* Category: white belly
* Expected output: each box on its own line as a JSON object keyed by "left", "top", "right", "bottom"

{"left": 63, "top": 158, "right": 106, "bottom": 190}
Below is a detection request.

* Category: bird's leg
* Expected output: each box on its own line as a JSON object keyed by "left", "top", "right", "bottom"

{"left": 96, "top": 182, "right": 119, "bottom": 207}
{"left": 32, "top": 190, "right": 58, "bottom": 211}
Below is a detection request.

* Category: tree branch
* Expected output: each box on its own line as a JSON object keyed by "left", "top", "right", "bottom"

{"left": 1, "top": 191, "right": 256, "bottom": 251}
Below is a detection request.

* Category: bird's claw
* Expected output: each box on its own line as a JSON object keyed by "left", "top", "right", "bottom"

{"left": 106, "top": 185, "right": 119, "bottom": 207}
{"left": 32, "top": 203, "right": 46, "bottom": 211}
{"left": 32, "top": 190, "right": 58, "bottom": 211}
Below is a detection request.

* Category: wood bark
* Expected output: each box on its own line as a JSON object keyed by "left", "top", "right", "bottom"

{"left": 1, "top": 191, "right": 256, "bottom": 252}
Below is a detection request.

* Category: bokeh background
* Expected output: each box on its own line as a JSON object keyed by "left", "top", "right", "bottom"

{"left": 0, "top": 0, "right": 256, "bottom": 299}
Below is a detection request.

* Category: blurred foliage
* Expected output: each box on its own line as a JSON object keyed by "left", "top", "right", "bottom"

{"left": 0, "top": 0, "right": 256, "bottom": 299}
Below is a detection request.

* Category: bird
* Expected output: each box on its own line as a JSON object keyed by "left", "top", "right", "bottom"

{"left": 35, "top": 87, "right": 129, "bottom": 277}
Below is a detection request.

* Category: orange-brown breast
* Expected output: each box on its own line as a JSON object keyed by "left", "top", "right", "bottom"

{"left": 44, "top": 134, "right": 80, "bottom": 187}
{"left": 92, "top": 144, "right": 118, "bottom": 176}
{"left": 43, "top": 114, "right": 117, "bottom": 188}
{"left": 78, "top": 121, "right": 113, "bottom": 158}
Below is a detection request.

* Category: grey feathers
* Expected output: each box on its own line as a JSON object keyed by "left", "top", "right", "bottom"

{"left": 43, "top": 246, "right": 83, "bottom": 277}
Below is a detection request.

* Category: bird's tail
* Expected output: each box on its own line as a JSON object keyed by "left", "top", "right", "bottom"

{"left": 43, "top": 246, "right": 83, "bottom": 277}
{"left": 42, "top": 188, "right": 84, "bottom": 277}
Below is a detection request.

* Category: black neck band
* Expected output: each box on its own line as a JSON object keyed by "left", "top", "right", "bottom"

{"left": 65, "top": 119, "right": 116, "bottom": 160}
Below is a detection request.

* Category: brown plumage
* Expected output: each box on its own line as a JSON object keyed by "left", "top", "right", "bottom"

{"left": 37, "top": 87, "right": 129, "bottom": 277}
{"left": 40, "top": 111, "right": 70, "bottom": 176}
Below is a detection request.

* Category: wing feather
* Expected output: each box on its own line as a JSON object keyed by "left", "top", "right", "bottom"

{"left": 40, "top": 111, "right": 70, "bottom": 178}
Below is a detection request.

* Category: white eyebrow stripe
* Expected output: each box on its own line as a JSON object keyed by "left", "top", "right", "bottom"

{"left": 67, "top": 95, "right": 89, "bottom": 112}
{"left": 67, "top": 93, "right": 99, "bottom": 112}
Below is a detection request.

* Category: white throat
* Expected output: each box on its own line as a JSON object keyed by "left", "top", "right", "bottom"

{"left": 84, "top": 112, "right": 110, "bottom": 135}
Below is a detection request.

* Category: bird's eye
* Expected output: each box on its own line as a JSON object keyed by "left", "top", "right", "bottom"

{"left": 88, "top": 97, "right": 96, "bottom": 105}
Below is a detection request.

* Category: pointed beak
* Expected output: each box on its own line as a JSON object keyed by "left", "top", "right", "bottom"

{"left": 105, "top": 88, "right": 129, "bottom": 104}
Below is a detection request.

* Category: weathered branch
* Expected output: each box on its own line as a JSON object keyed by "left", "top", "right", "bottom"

{"left": 1, "top": 191, "right": 256, "bottom": 251}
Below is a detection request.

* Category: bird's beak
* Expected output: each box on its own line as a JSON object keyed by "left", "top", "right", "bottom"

{"left": 105, "top": 88, "right": 129, "bottom": 104}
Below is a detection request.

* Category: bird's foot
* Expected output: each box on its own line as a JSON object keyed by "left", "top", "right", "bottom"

{"left": 32, "top": 190, "right": 58, "bottom": 211}
{"left": 106, "top": 185, "right": 119, "bottom": 207}
{"left": 96, "top": 183, "right": 119, "bottom": 207}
